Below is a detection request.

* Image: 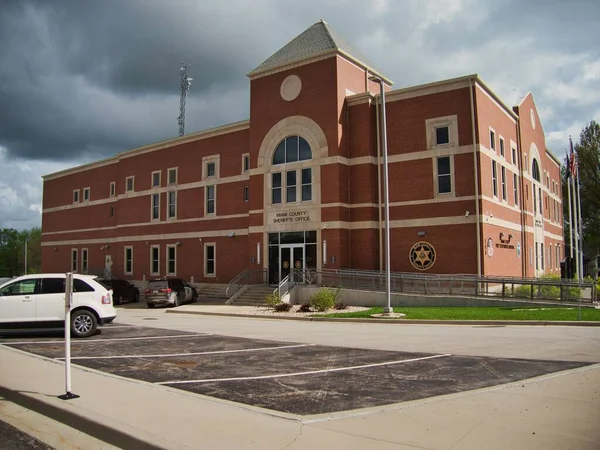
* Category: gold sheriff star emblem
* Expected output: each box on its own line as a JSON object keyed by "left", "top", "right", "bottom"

{"left": 410, "top": 242, "right": 436, "bottom": 270}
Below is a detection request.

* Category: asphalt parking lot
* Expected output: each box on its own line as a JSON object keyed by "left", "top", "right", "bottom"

{"left": 0, "top": 323, "right": 592, "bottom": 416}
{"left": 0, "top": 418, "right": 53, "bottom": 450}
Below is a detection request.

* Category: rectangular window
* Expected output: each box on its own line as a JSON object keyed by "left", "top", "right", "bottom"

{"left": 490, "top": 130, "right": 496, "bottom": 151}
{"left": 110, "top": 182, "right": 116, "bottom": 197}
{"left": 73, "top": 189, "right": 80, "bottom": 203}
{"left": 205, "top": 244, "right": 215, "bottom": 276}
{"left": 81, "top": 249, "right": 88, "bottom": 274}
{"left": 541, "top": 243, "right": 544, "bottom": 270}
{"left": 243, "top": 185, "right": 249, "bottom": 202}
{"left": 83, "top": 187, "right": 90, "bottom": 201}
{"left": 206, "top": 162, "right": 215, "bottom": 178}
{"left": 243, "top": 154, "right": 250, "bottom": 173}
{"left": 126, "top": 176, "right": 134, "bottom": 192}
{"left": 512, "top": 147, "right": 517, "bottom": 166}
{"left": 168, "top": 191, "right": 176, "bottom": 219}
{"left": 110, "top": 205, "right": 114, "bottom": 218}
{"left": 533, "top": 186, "right": 537, "bottom": 214}
{"left": 435, "top": 126, "right": 449, "bottom": 145}
{"left": 71, "top": 249, "right": 78, "bottom": 272}
{"left": 166, "top": 245, "right": 176, "bottom": 275}
{"left": 437, "top": 157, "right": 451, "bottom": 194}
{"left": 535, "top": 243, "right": 539, "bottom": 270}
{"left": 301, "top": 168, "right": 312, "bottom": 201}
{"left": 286, "top": 170, "right": 297, "bottom": 203}
{"left": 553, "top": 200, "right": 557, "bottom": 222}
{"left": 513, "top": 174, "right": 519, "bottom": 205}
{"left": 272, "top": 172, "right": 282, "bottom": 204}
{"left": 206, "top": 185, "right": 215, "bottom": 214}
{"left": 491, "top": 161, "right": 498, "bottom": 197}
{"left": 556, "top": 246, "right": 560, "bottom": 267}
{"left": 168, "top": 168, "right": 177, "bottom": 185}
{"left": 538, "top": 187, "right": 542, "bottom": 214}
{"left": 151, "top": 193, "right": 160, "bottom": 220}
{"left": 152, "top": 171, "right": 161, "bottom": 188}
{"left": 150, "top": 246, "right": 160, "bottom": 275}
{"left": 499, "top": 137, "right": 505, "bottom": 158}
{"left": 124, "top": 246, "right": 133, "bottom": 275}
{"left": 501, "top": 166, "right": 507, "bottom": 201}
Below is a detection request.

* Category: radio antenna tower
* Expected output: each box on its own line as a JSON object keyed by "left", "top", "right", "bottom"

{"left": 178, "top": 62, "right": 193, "bottom": 136}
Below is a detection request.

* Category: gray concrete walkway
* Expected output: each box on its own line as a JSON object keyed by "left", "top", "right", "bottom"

{"left": 1, "top": 305, "right": 599, "bottom": 449}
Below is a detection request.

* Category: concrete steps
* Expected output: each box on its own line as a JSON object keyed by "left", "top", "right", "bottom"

{"left": 232, "top": 285, "right": 275, "bottom": 306}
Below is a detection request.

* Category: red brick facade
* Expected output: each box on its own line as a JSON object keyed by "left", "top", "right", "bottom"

{"left": 41, "top": 24, "right": 564, "bottom": 285}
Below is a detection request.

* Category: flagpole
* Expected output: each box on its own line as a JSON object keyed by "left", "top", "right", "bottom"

{"left": 576, "top": 154, "right": 584, "bottom": 321}
{"left": 567, "top": 152, "right": 574, "bottom": 263}
{"left": 571, "top": 149, "right": 579, "bottom": 279}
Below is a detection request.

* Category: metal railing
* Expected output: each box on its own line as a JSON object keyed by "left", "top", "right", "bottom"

{"left": 274, "top": 273, "right": 295, "bottom": 300}
{"left": 292, "top": 268, "right": 596, "bottom": 303}
{"left": 226, "top": 269, "right": 267, "bottom": 298}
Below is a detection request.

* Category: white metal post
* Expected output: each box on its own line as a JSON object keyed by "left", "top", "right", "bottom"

{"left": 59, "top": 273, "right": 79, "bottom": 400}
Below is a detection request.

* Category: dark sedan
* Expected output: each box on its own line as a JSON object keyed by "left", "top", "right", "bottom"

{"left": 98, "top": 279, "right": 140, "bottom": 305}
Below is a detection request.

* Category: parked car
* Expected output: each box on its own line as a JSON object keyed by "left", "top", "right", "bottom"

{"left": 144, "top": 278, "right": 197, "bottom": 308}
{"left": 0, "top": 273, "right": 117, "bottom": 338}
{"left": 97, "top": 279, "right": 140, "bottom": 305}
{"left": 0, "top": 277, "right": 14, "bottom": 285}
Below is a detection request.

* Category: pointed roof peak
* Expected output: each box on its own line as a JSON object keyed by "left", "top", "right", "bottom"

{"left": 248, "top": 20, "right": 391, "bottom": 84}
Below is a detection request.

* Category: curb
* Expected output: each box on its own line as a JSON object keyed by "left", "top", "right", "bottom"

{"left": 166, "top": 309, "right": 600, "bottom": 326}
{"left": 0, "top": 385, "right": 164, "bottom": 450}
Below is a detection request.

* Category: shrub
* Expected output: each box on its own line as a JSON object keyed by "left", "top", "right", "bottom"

{"left": 274, "top": 302, "right": 292, "bottom": 312}
{"left": 514, "top": 284, "right": 532, "bottom": 299}
{"left": 539, "top": 274, "right": 560, "bottom": 299}
{"left": 309, "top": 287, "right": 340, "bottom": 312}
{"left": 264, "top": 292, "right": 281, "bottom": 309}
{"left": 298, "top": 303, "right": 311, "bottom": 313}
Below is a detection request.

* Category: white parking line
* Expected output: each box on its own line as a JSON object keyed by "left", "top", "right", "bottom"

{"left": 157, "top": 353, "right": 453, "bottom": 385}
{"left": 1, "top": 334, "right": 211, "bottom": 345}
{"left": 55, "top": 343, "right": 316, "bottom": 360}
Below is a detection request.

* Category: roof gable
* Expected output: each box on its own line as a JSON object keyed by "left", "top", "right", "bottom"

{"left": 248, "top": 20, "right": 390, "bottom": 83}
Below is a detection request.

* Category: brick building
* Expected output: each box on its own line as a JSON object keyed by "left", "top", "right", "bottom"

{"left": 41, "top": 20, "right": 564, "bottom": 287}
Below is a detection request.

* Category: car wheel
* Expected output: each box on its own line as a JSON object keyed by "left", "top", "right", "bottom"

{"left": 147, "top": 303, "right": 155, "bottom": 309}
{"left": 71, "top": 310, "right": 97, "bottom": 338}
{"left": 135, "top": 292, "right": 140, "bottom": 303}
{"left": 115, "top": 295, "right": 123, "bottom": 306}
{"left": 174, "top": 294, "right": 180, "bottom": 307}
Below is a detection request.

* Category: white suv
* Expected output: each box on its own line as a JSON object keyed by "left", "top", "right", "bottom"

{"left": 0, "top": 273, "right": 117, "bottom": 338}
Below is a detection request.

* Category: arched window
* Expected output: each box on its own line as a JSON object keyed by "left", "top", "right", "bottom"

{"left": 271, "top": 136, "right": 312, "bottom": 204}
{"left": 532, "top": 159, "right": 541, "bottom": 182}
{"left": 272, "top": 136, "right": 312, "bottom": 165}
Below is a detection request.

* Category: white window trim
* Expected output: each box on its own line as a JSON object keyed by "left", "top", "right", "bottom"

{"left": 425, "top": 115, "right": 459, "bottom": 149}
{"left": 150, "top": 245, "right": 160, "bottom": 276}
{"left": 202, "top": 154, "right": 220, "bottom": 180}
{"left": 243, "top": 185, "right": 249, "bottom": 202}
{"left": 501, "top": 166, "right": 507, "bottom": 202}
{"left": 151, "top": 193, "right": 161, "bottom": 222}
{"left": 109, "top": 181, "right": 116, "bottom": 197}
{"left": 167, "top": 190, "right": 177, "bottom": 220}
{"left": 489, "top": 127, "right": 496, "bottom": 152}
{"left": 432, "top": 155, "right": 455, "bottom": 198}
{"left": 71, "top": 248, "right": 78, "bottom": 273}
{"left": 205, "top": 185, "right": 216, "bottom": 216}
{"left": 83, "top": 187, "right": 91, "bottom": 202}
{"left": 204, "top": 242, "right": 216, "bottom": 277}
{"left": 167, "top": 167, "right": 178, "bottom": 186}
{"left": 513, "top": 173, "right": 519, "bottom": 206}
{"left": 73, "top": 189, "right": 80, "bottom": 204}
{"left": 126, "top": 176, "right": 135, "bottom": 193}
{"left": 491, "top": 160, "right": 498, "bottom": 198}
{"left": 270, "top": 166, "right": 314, "bottom": 206}
{"left": 510, "top": 140, "right": 517, "bottom": 166}
{"left": 166, "top": 244, "right": 177, "bottom": 276}
{"left": 124, "top": 246, "right": 133, "bottom": 275}
{"left": 151, "top": 170, "right": 162, "bottom": 188}
{"left": 523, "top": 153, "right": 528, "bottom": 174}
{"left": 499, "top": 135, "right": 505, "bottom": 158}
{"left": 81, "top": 248, "right": 88, "bottom": 274}
{"left": 242, "top": 153, "right": 250, "bottom": 174}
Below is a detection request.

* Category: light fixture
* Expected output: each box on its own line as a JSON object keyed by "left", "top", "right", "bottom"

{"left": 418, "top": 231, "right": 426, "bottom": 237}
{"left": 175, "top": 241, "right": 181, "bottom": 246}
{"left": 228, "top": 231, "right": 235, "bottom": 238}
{"left": 369, "top": 74, "right": 393, "bottom": 315}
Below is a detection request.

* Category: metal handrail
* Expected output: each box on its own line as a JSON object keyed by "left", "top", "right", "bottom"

{"left": 226, "top": 269, "right": 268, "bottom": 298}
{"left": 274, "top": 273, "right": 293, "bottom": 299}
{"left": 294, "top": 268, "right": 596, "bottom": 303}
{"left": 226, "top": 269, "right": 249, "bottom": 298}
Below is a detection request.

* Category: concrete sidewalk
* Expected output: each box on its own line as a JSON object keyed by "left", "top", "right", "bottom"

{"left": 1, "top": 341, "right": 599, "bottom": 449}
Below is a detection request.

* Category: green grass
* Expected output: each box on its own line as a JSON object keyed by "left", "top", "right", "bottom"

{"left": 313, "top": 306, "right": 600, "bottom": 321}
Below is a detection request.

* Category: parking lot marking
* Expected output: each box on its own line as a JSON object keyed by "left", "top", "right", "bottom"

{"left": 157, "top": 353, "right": 453, "bottom": 385}
{"left": 0, "top": 333, "right": 211, "bottom": 346}
{"left": 55, "top": 343, "right": 317, "bottom": 360}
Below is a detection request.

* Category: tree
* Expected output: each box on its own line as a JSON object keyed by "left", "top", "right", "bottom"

{"left": 0, "top": 227, "right": 41, "bottom": 277}
{"left": 575, "top": 121, "right": 600, "bottom": 257}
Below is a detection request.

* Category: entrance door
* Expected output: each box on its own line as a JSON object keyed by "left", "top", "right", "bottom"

{"left": 280, "top": 245, "right": 304, "bottom": 283}
{"left": 105, "top": 255, "right": 112, "bottom": 278}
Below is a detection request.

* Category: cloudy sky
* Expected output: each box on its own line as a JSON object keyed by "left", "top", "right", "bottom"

{"left": 1, "top": 0, "right": 598, "bottom": 230}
